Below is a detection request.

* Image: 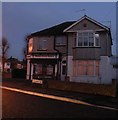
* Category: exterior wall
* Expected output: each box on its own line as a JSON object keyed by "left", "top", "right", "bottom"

{"left": 68, "top": 56, "right": 116, "bottom": 85}
{"left": 68, "top": 32, "right": 111, "bottom": 59}
{"left": 73, "top": 47, "right": 101, "bottom": 60}
{"left": 55, "top": 46, "right": 66, "bottom": 54}
{"left": 0, "top": 62, "right": 2, "bottom": 73}
{"left": 55, "top": 35, "right": 67, "bottom": 54}
{"left": 70, "top": 76, "right": 100, "bottom": 84}
{"left": 67, "top": 20, "right": 112, "bottom": 59}
{"left": 100, "top": 56, "right": 116, "bottom": 84}
{"left": 32, "top": 36, "right": 54, "bottom": 52}
{"left": 68, "top": 33, "right": 75, "bottom": 56}
{"left": 67, "top": 56, "right": 73, "bottom": 80}
{"left": 100, "top": 32, "right": 112, "bottom": 56}
{"left": 31, "top": 35, "right": 68, "bottom": 54}
{"left": 107, "top": 33, "right": 112, "bottom": 56}
{"left": 26, "top": 59, "right": 30, "bottom": 79}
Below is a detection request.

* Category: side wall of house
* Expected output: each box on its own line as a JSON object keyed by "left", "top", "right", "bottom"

{"left": 100, "top": 56, "right": 116, "bottom": 84}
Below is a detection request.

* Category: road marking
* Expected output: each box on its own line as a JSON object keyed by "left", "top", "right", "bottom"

{"left": 1, "top": 85, "right": 118, "bottom": 111}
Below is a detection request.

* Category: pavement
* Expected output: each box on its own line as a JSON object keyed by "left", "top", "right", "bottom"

{"left": 2, "top": 78, "right": 118, "bottom": 110}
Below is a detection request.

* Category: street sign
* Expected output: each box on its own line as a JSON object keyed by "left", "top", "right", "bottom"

{"left": 32, "top": 79, "right": 43, "bottom": 84}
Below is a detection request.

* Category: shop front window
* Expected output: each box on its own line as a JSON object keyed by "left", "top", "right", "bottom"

{"left": 33, "top": 64, "right": 42, "bottom": 79}
{"left": 46, "top": 65, "right": 53, "bottom": 75}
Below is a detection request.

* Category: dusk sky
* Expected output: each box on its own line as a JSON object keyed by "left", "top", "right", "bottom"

{"left": 2, "top": 2, "right": 116, "bottom": 60}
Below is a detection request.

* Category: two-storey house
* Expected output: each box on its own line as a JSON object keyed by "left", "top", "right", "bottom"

{"left": 26, "top": 15, "right": 116, "bottom": 91}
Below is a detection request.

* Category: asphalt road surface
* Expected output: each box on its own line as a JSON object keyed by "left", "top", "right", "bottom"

{"left": 2, "top": 88, "right": 117, "bottom": 119}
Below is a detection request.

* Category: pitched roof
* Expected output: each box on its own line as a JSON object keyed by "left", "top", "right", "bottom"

{"left": 64, "top": 15, "right": 110, "bottom": 32}
{"left": 28, "top": 15, "right": 111, "bottom": 38}
{"left": 29, "top": 21, "right": 75, "bottom": 37}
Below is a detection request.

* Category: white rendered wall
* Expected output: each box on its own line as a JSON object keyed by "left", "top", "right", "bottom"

{"left": 31, "top": 63, "right": 34, "bottom": 80}
{"left": 67, "top": 56, "right": 73, "bottom": 81}
{"left": 61, "top": 57, "right": 67, "bottom": 81}
{"left": 100, "top": 56, "right": 116, "bottom": 84}
{"left": 70, "top": 76, "right": 100, "bottom": 84}
{"left": 26, "top": 59, "right": 30, "bottom": 79}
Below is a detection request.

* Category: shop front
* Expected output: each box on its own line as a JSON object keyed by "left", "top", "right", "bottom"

{"left": 26, "top": 52, "right": 61, "bottom": 82}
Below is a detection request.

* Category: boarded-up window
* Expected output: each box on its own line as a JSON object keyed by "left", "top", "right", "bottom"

{"left": 73, "top": 60, "right": 100, "bottom": 76}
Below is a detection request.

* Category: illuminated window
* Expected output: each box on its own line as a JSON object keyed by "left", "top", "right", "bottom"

{"left": 77, "top": 32, "right": 100, "bottom": 47}
{"left": 73, "top": 60, "right": 100, "bottom": 76}
{"left": 28, "top": 38, "right": 33, "bottom": 53}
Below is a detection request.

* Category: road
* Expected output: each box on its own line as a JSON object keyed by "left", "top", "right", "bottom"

{"left": 2, "top": 85, "right": 117, "bottom": 119}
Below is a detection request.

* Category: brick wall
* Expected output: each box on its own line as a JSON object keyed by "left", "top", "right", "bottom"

{"left": 47, "top": 79, "right": 117, "bottom": 97}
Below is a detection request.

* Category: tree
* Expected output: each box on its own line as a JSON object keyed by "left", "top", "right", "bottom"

{"left": 22, "top": 34, "right": 29, "bottom": 61}
{"left": 2, "top": 37, "right": 9, "bottom": 73}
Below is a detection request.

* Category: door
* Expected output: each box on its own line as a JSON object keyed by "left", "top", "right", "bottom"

{"left": 61, "top": 64, "right": 66, "bottom": 81}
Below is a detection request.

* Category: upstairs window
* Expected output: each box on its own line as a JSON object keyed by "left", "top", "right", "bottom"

{"left": 55, "top": 36, "right": 66, "bottom": 45}
{"left": 39, "top": 40, "right": 47, "bottom": 50}
{"left": 77, "top": 32, "right": 100, "bottom": 47}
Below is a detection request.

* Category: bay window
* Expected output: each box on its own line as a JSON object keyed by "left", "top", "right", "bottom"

{"left": 77, "top": 32, "right": 100, "bottom": 47}
{"left": 28, "top": 38, "right": 33, "bottom": 53}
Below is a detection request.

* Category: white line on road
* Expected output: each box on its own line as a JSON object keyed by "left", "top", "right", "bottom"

{"left": 1, "top": 85, "right": 118, "bottom": 111}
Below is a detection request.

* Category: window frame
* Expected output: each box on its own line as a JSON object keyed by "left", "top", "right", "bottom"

{"left": 38, "top": 39, "right": 47, "bottom": 51}
{"left": 76, "top": 31, "right": 100, "bottom": 47}
{"left": 55, "top": 36, "right": 66, "bottom": 46}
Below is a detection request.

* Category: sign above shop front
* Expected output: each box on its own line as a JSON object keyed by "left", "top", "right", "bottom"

{"left": 27, "top": 54, "right": 59, "bottom": 59}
